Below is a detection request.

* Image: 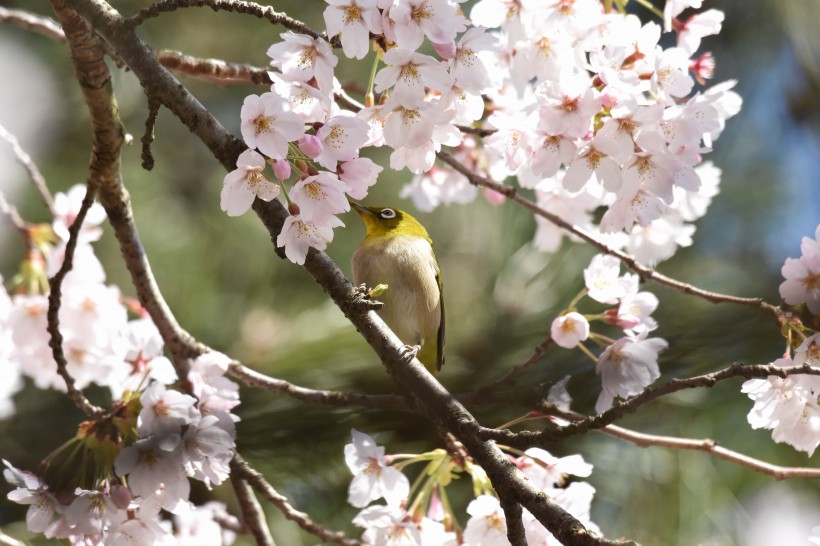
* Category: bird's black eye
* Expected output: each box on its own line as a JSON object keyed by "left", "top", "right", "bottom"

{"left": 379, "top": 208, "right": 397, "bottom": 219}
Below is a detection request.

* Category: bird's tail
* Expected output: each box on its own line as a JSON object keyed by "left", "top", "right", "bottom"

{"left": 418, "top": 339, "right": 441, "bottom": 374}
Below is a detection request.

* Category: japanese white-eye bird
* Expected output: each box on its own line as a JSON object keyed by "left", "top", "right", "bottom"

{"left": 350, "top": 203, "right": 445, "bottom": 372}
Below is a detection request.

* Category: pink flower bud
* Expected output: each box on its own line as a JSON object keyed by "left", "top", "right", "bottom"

{"left": 110, "top": 484, "right": 132, "bottom": 509}
{"left": 298, "top": 135, "right": 323, "bottom": 158}
{"left": 432, "top": 40, "right": 457, "bottom": 60}
{"left": 600, "top": 93, "right": 620, "bottom": 108}
{"left": 271, "top": 159, "right": 292, "bottom": 180}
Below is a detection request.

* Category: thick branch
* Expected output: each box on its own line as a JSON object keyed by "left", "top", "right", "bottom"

{"left": 52, "top": 0, "right": 204, "bottom": 371}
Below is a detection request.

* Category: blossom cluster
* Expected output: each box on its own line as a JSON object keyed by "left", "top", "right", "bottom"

{"left": 222, "top": 0, "right": 737, "bottom": 268}
{"left": 344, "top": 430, "right": 599, "bottom": 545}
{"left": 550, "top": 254, "right": 667, "bottom": 413}
{"left": 2, "top": 185, "right": 240, "bottom": 545}
{"left": 741, "top": 223, "right": 820, "bottom": 456}
{"left": 4, "top": 350, "right": 240, "bottom": 545}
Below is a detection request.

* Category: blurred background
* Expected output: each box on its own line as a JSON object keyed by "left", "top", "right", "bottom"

{"left": 1, "top": 0, "right": 819, "bottom": 544}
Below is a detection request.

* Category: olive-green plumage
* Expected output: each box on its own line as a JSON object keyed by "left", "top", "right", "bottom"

{"left": 350, "top": 204, "right": 444, "bottom": 372}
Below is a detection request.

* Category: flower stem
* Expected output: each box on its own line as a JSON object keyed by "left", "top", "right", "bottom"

{"left": 632, "top": 0, "right": 664, "bottom": 20}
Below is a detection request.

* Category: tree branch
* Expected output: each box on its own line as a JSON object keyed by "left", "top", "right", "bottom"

{"left": 154, "top": 49, "right": 271, "bottom": 86}
{"left": 500, "top": 495, "right": 527, "bottom": 546}
{"left": 480, "top": 362, "right": 820, "bottom": 447}
{"left": 229, "top": 459, "right": 275, "bottom": 546}
{"left": 64, "top": 1, "right": 634, "bottom": 542}
{"left": 599, "top": 422, "right": 820, "bottom": 481}
{"left": 45, "top": 183, "right": 105, "bottom": 419}
{"left": 227, "top": 361, "right": 410, "bottom": 410}
{"left": 435, "top": 150, "right": 783, "bottom": 320}
{"left": 51, "top": 0, "right": 205, "bottom": 374}
{"left": 457, "top": 336, "right": 554, "bottom": 405}
{"left": 125, "top": 0, "right": 332, "bottom": 45}
{"left": 0, "top": 122, "right": 55, "bottom": 216}
{"left": 0, "top": 7, "right": 65, "bottom": 41}
{"left": 231, "top": 454, "right": 360, "bottom": 546}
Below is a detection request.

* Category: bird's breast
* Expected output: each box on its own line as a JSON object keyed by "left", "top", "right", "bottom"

{"left": 352, "top": 235, "right": 441, "bottom": 345}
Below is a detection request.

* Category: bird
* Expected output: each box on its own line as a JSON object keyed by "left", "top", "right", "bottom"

{"left": 350, "top": 203, "right": 445, "bottom": 372}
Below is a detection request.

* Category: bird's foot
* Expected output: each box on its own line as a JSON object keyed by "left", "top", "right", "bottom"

{"left": 402, "top": 344, "right": 421, "bottom": 363}
{"left": 347, "top": 284, "right": 384, "bottom": 313}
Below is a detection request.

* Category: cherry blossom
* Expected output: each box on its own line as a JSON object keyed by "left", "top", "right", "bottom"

{"left": 277, "top": 213, "right": 344, "bottom": 265}
{"left": 400, "top": 165, "right": 477, "bottom": 212}
{"left": 344, "top": 429, "right": 410, "bottom": 508}
{"left": 583, "top": 254, "right": 627, "bottom": 304}
{"left": 742, "top": 355, "right": 820, "bottom": 456}
{"left": 550, "top": 312, "right": 590, "bottom": 349}
{"left": 374, "top": 48, "right": 451, "bottom": 107}
{"left": 221, "top": 149, "right": 281, "bottom": 217}
{"left": 239, "top": 93, "right": 305, "bottom": 161}
{"left": 596, "top": 334, "right": 668, "bottom": 412}
{"left": 779, "top": 224, "right": 820, "bottom": 314}
{"left": 290, "top": 172, "right": 351, "bottom": 224}
{"left": 463, "top": 495, "right": 508, "bottom": 546}
{"left": 315, "top": 114, "right": 371, "bottom": 170}
{"left": 353, "top": 504, "right": 421, "bottom": 546}
{"left": 387, "top": 0, "right": 466, "bottom": 52}
{"left": 4, "top": 461, "right": 61, "bottom": 533}
{"left": 138, "top": 381, "right": 200, "bottom": 437}
{"left": 324, "top": 0, "right": 382, "bottom": 60}
{"left": 339, "top": 157, "right": 383, "bottom": 200}
{"left": 52, "top": 184, "right": 107, "bottom": 243}
{"left": 676, "top": 9, "right": 724, "bottom": 54}
{"left": 516, "top": 448, "right": 593, "bottom": 491}
{"left": 267, "top": 31, "right": 338, "bottom": 92}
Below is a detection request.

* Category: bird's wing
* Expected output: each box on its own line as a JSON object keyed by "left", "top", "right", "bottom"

{"left": 435, "top": 256, "right": 445, "bottom": 371}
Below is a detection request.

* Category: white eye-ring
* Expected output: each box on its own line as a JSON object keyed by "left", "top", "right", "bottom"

{"left": 380, "top": 208, "right": 397, "bottom": 219}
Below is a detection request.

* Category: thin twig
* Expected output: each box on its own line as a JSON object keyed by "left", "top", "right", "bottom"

{"left": 227, "top": 361, "right": 410, "bottom": 410}
{"left": 45, "top": 183, "right": 106, "bottom": 419}
{"left": 155, "top": 49, "right": 271, "bottom": 86}
{"left": 231, "top": 454, "right": 361, "bottom": 546}
{"left": 0, "top": 191, "right": 29, "bottom": 236}
{"left": 229, "top": 459, "right": 275, "bottom": 546}
{"left": 0, "top": 122, "right": 56, "bottom": 216}
{"left": 480, "top": 362, "right": 820, "bottom": 446}
{"left": 435, "top": 150, "right": 783, "bottom": 319}
{"left": 211, "top": 509, "right": 247, "bottom": 535}
{"left": 126, "top": 0, "right": 332, "bottom": 45}
{"left": 141, "top": 95, "right": 160, "bottom": 170}
{"left": 0, "top": 7, "right": 65, "bottom": 41}
{"left": 600, "top": 423, "right": 820, "bottom": 481}
{"left": 457, "top": 336, "right": 554, "bottom": 405}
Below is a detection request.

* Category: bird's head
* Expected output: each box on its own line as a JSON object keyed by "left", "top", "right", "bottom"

{"left": 350, "top": 203, "right": 431, "bottom": 241}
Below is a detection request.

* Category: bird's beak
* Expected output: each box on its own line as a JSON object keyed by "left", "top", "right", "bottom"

{"left": 349, "top": 201, "right": 372, "bottom": 216}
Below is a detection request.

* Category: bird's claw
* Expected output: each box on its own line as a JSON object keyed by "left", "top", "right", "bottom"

{"left": 402, "top": 344, "right": 421, "bottom": 363}
{"left": 347, "top": 284, "right": 384, "bottom": 313}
